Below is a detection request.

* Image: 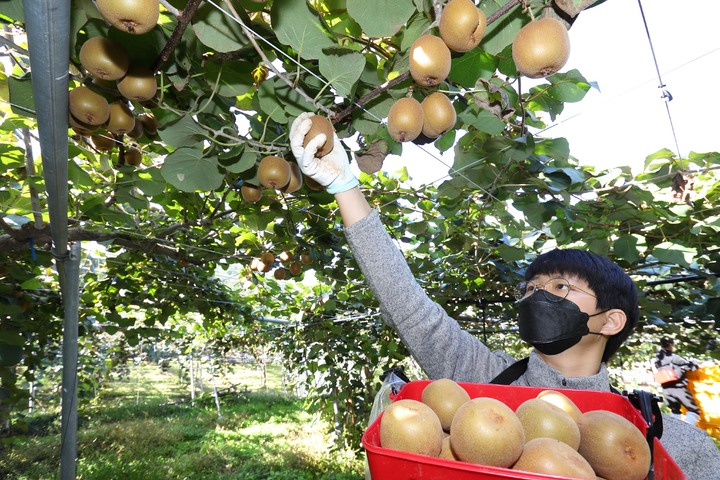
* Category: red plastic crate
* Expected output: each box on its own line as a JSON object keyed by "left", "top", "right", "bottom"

{"left": 362, "top": 380, "right": 685, "bottom": 480}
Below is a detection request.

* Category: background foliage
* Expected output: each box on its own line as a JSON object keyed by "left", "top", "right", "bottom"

{"left": 1, "top": 0, "right": 718, "bottom": 449}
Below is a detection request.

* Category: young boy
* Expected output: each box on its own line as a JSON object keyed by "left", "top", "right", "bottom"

{"left": 289, "top": 113, "right": 720, "bottom": 479}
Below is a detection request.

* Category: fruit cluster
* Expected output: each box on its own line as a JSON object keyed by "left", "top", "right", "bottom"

{"left": 244, "top": 115, "right": 333, "bottom": 202}
{"left": 69, "top": 0, "right": 161, "bottom": 167}
{"left": 249, "top": 250, "right": 313, "bottom": 281}
{"left": 379, "top": 378, "right": 652, "bottom": 480}
{"left": 387, "top": 0, "right": 571, "bottom": 144}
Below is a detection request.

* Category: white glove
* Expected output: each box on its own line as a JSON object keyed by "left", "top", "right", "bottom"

{"left": 289, "top": 112, "right": 359, "bottom": 194}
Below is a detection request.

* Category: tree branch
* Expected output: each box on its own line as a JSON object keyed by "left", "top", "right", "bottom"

{"left": 152, "top": 0, "right": 204, "bottom": 73}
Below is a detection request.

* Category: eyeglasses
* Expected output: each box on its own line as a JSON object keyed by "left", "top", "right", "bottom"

{"left": 514, "top": 277, "right": 597, "bottom": 302}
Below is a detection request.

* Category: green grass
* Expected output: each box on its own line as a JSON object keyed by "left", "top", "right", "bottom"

{"left": 1, "top": 363, "right": 364, "bottom": 480}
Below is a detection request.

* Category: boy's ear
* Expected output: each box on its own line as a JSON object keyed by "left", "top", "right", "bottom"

{"left": 600, "top": 309, "right": 627, "bottom": 335}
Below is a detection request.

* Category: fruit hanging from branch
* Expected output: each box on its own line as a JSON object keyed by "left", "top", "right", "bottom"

{"left": 95, "top": 0, "right": 160, "bottom": 35}
{"left": 409, "top": 35, "right": 451, "bottom": 87}
{"left": 439, "top": 0, "right": 487, "bottom": 53}
{"left": 421, "top": 92, "right": 456, "bottom": 139}
{"left": 79, "top": 37, "right": 130, "bottom": 81}
{"left": 387, "top": 97, "right": 424, "bottom": 143}
{"left": 512, "top": 16, "right": 570, "bottom": 79}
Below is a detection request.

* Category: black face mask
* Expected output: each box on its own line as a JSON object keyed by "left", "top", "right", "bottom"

{"left": 518, "top": 291, "right": 605, "bottom": 355}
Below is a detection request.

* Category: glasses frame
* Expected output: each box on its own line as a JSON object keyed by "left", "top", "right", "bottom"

{"left": 514, "top": 277, "right": 597, "bottom": 303}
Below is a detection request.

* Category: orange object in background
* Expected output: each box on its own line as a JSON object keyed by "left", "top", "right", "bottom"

{"left": 686, "top": 365, "right": 720, "bottom": 439}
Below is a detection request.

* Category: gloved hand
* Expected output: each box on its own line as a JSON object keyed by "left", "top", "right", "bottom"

{"left": 289, "top": 112, "right": 359, "bottom": 194}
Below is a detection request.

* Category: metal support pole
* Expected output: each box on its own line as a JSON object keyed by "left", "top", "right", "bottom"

{"left": 59, "top": 242, "right": 81, "bottom": 480}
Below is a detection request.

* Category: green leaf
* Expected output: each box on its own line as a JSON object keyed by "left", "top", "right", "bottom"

{"left": 346, "top": 0, "right": 415, "bottom": 38}
{"left": 158, "top": 115, "right": 206, "bottom": 149}
{"left": 203, "top": 60, "right": 255, "bottom": 98}
{"left": 546, "top": 69, "right": 591, "bottom": 103}
{"left": 480, "top": 3, "right": 526, "bottom": 55}
{"left": 449, "top": 50, "right": 497, "bottom": 88}
{"left": 271, "top": 0, "right": 335, "bottom": 60}
{"left": 68, "top": 159, "right": 95, "bottom": 188}
{"left": 134, "top": 168, "right": 166, "bottom": 197}
{"left": 20, "top": 278, "right": 43, "bottom": 290}
{"left": 613, "top": 234, "right": 640, "bottom": 264}
{"left": 319, "top": 50, "right": 365, "bottom": 98}
{"left": 192, "top": 3, "right": 248, "bottom": 53}
{"left": 458, "top": 108, "right": 505, "bottom": 135}
{"left": 652, "top": 242, "right": 697, "bottom": 268}
{"left": 258, "top": 81, "right": 288, "bottom": 123}
{"left": 8, "top": 76, "right": 35, "bottom": 118}
{"left": 161, "top": 147, "right": 225, "bottom": 192}
{"left": 221, "top": 148, "right": 257, "bottom": 174}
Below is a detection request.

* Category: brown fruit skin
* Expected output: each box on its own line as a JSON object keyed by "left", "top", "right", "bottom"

{"left": 91, "top": 133, "right": 116, "bottom": 151}
{"left": 438, "top": 435, "right": 458, "bottom": 461}
{"left": 69, "top": 86, "right": 110, "bottom": 126}
{"left": 257, "top": 155, "right": 291, "bottom": 189}
{"left": 261, "top": 251, "right": 275, "bottom": 265}
{"left": 515, "top": 398, "right": 581, "bottom": 449}
{"left": 106, "top": 102, "right": 136, "bottom": 135}
{"left": 512, "top": 438, "right": 596, "bottom": 479}
{"left": 117, "top": 65, "right": 157, "bottom": 102}
{"left": 439, "top": 0, "right": 487, "bottom": 52}
{"left": 304, "top": 175, "right": 324, "bottom": 191}
{"left": 273, "top": 268, "right": 287, "bottom": 280}
{"left": 138, "top": 113, "right": 158, "bottom": 135}
{"left": 289, "top": 262, "right": 302, "bottom": 276}
{"left": 300, "top": 251, "right": 313, "bottom": 265}
{"left": 409, "top": 35, "right": 451, "bottom": 87}
{"left": 421, "top": 92, "right": 456, "bottom": 138}
{"left": 536, "top": 389, "right": 582, "bottom": 422}
{"left": 421, "top": 378, "right": 470, "bottom": 431}
{"left": 449, "top": 397, "right": 525, "bottom": 467}
{"left": 124, "top": 147, "right": 142, "bottom": 166}
{"left": 512, "top": 17, "right": 570, "bottom": 79}
{"left": 302, "top": 115, "right": 335, "bottom": 157}
{"left": 577, "top": 410, "right": 651, "bottom": 480}
{"left": 380, "top": 399, "right": 443, "bottom": 457}
{"left": 127, "top": 117, "right": 144, "bottom": 139}
{"left": 387, "top": 97, "right": 424, "bottom": 143}
{"left": 241, "top": 184, "right": 263, "bottom": 203}
{"left": 79, "top": 37, "right": 130, "bottom": 81}
{"left": 280, "top": 162, "right": 303, "bottom": 194}
{"left": 95, "top": 0, "right": 160, "bottom": 35}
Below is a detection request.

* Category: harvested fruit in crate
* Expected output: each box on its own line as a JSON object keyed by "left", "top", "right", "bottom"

{"left": 365, "top": 379, "right": 682, "bottom": 480}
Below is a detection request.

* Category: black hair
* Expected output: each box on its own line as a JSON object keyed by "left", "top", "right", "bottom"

{"left": 524, "top": 248, "right": 640, "bottom": 362}
{"left": 661, "top": 337, "right": 674, "bottom": 348}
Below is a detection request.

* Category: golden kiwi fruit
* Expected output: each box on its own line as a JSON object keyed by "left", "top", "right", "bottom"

{"left": 536, "top": 389, "right": 583, "bottom": 422}
{"left": 241, "top": 183, "right": 263, "bottom": 203}
{"left": 117, "top": 65, "right": 157, "bottom": 102}
{"left": 124, "top": 147, "right": 143, "bottom": 166}
{"left": 379, "top": 399, "right": 444, "bottom": 457}
{"left": 512, "top": 438, "right": 596, "bottom": 479}
{"left": 387, "top": 97, "right": 424, "bottom": 143}
{"left": 449, "top": 397, "right": 525, "bottom": 467}
{"left": 577, "top": 410, "right": 651, "bottom": 480}
{"left": 409, "top": 35, "right": 451, "bottom": 87}
{"left": 79, "top": 37, "right": 130, "bottom": 81}
{"left": 257, "top": 155, "right": 291, "bottom": 189}
{"left": 138, "top": 112, "right": 158, "bottom": 136}
{"left": 69, "top": 86, "right": 110, "bottom": 126}
{"left": 302, "top": 115, "right": 335, "bottom": 157}
{"left": 512, "top": 17, "right": 570, "bottom": 79}
{"left": 420, "top": 378, "right": 470, "bottom": 431}
{"left": 420, "top": 92, "right": 456, "bottom": 139}
{"left": 106, "top": 102, "right": 136, "bottom": 135}
{"left": 280, "top": 162, "right": 303, "bottom": 194}
{"left": 439, "top": 0, "right": 487, "bottom": 52}
{"left": 91, "top": 133, "right": 116, "bottom": 151}
{"left": 95, "top": 0, "right": 160, "bottom": 35}
{"left": 515, "top": 397, "right": 581, "bottom": 449}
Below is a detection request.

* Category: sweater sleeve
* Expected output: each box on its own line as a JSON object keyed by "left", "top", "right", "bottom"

{"left": 344, "top": 210, "right": 515, "bottom": 382}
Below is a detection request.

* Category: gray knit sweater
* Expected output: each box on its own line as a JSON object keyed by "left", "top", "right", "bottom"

{"left": 346, "top": 210, "right": 720, "bottom": 479}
